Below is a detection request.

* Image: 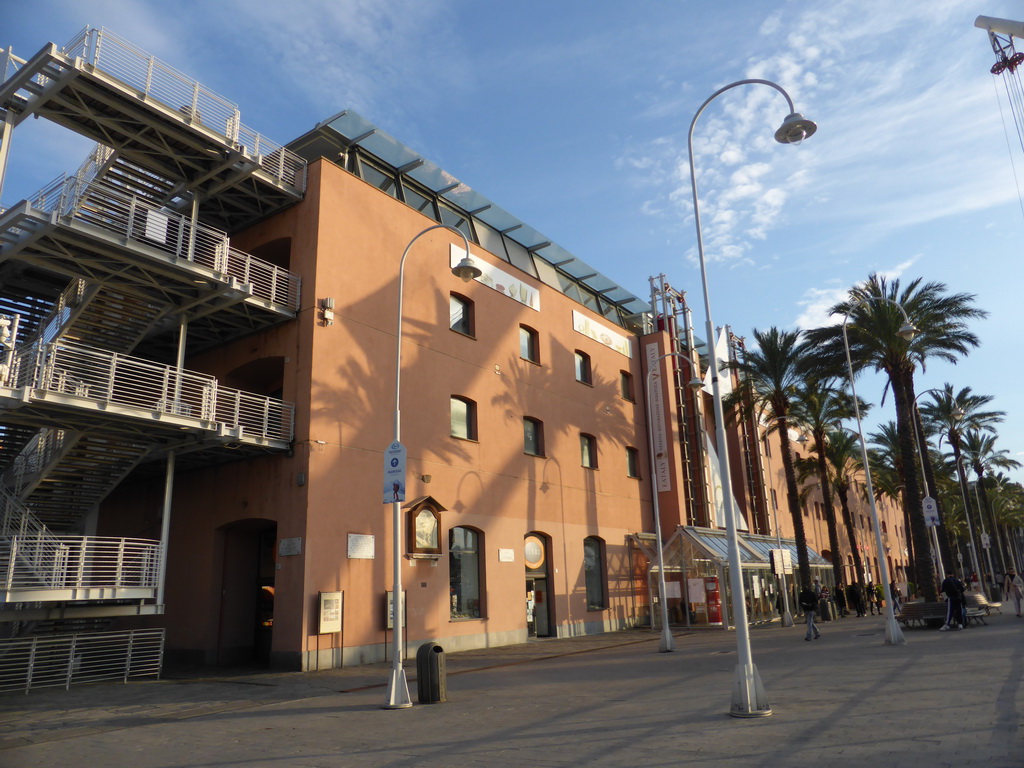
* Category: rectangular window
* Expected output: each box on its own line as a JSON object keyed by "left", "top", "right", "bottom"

{"left": 523, "top": 417, "right": 544, "bottom": 456}
{"left": 574, "top": 351, "right": 592, "bottom": 384}
{"left": 626, "top": 447, "right": 640, "bottom": 478}
{"left": 584, "top": 537, "right": 607, "bottom": 610}
{"left": 451, "top": 396, "right": 477, "bottom": 440}
{"left": 519, "top": 325, "right": 539, "bottom": 363}
{"left": 449, "top": 527, "right": 482, "bottom": 619}
{"left": 449, "top": 294, "right": 474, "bottom": 337}
{"left": 580, "top": 433, "right": 597, "bottom": 469}
{"left": 619, "top": 371, "right": 634, "bottom": 401}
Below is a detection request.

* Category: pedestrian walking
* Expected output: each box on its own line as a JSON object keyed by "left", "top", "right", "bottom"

{"left": 799, "top": 584, "right": 821, "bottom": 641}
{"left": 940, "top": 571, "right": 965, "bottom": 631}
{"left": 835, "top": 583, "right": 848, "bottom": 617}
{"left": 1003, "top": 568, "right": 1024, "bottom": 617}
{"left": 865, "top": 581, "right": 878, "bottom": 615}
{"left": 890, "top": 582, "right": 902, "bottom": 616}
{"left": 847, "top": 583, "right": 865, "bottom": 617}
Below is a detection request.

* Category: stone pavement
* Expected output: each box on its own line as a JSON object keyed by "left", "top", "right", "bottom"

{"left": 1, "top": 610, "right": 1022, "bottom": 767}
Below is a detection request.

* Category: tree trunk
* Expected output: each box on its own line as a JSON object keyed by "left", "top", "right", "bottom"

{"left": 912, "top": 405, "right": 955, "bottom": 574}
{"left": 894, "top": 370, "right": 937, "bottom": 601}
{"left": 778, "top": 418, "right": 811, "bottom": 588}
{"left": 837, "top": 482, "right": 866, "bottom": 589}
{"left": 814, "top": 433, "right": 843, "bottom": 588}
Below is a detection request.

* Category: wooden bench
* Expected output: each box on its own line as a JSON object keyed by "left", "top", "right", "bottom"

{"left": 896, "top": 601, "right": 946, "bottom": 628}
{"left": 897, "top": 598, "right": 988, "bottom": 628}
{"left": 963, "top": 592, "right": 1000, "bottom": 624}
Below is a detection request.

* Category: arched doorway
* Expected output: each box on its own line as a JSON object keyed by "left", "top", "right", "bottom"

{"left": 524, "top": 532, "right": 553, "bottom": 637}
{"left": 216, "top": 519, "right": 277, "bottom": 666}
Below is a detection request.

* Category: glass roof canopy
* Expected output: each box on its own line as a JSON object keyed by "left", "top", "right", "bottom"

{"left": 682, "top": 526, "right": 831, "bottom": 570}
{"left": 300, "top": 110, "right": 651, "bottom": 322}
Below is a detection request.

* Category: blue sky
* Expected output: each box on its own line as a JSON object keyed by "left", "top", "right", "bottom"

{"left": 2, "top": 1, "right": 1022, "bottom": 483}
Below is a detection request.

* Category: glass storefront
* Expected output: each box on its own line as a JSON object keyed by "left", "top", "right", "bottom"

{"left": 642, "top": 527, "right": 832, "bottom": 629}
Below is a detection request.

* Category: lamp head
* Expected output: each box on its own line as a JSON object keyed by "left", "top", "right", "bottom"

{"left": 452, "top": 255, "right": 482, "bottom": 283}
{"left": 687, "top": 377, "right": 703, "bottom": 391}
{"left": 774, "top": 113, "right": 817, "bottom": 145}
{"left": 897, "top": 321, "right": 919, "bottom": 341}
{"left": 952, "top": 407, "right": 965, "bottom": 422}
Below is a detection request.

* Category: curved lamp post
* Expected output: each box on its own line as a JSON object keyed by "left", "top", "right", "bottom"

{"left": 384, "top": 224, "right": 481, "bottom": 709}
{"left": 688, "top": 78, "right": 816, "bottom": 717}
{"left": 840, "top": 297, "right": 917, "bottom": 646}
{"left": 645, "top": 352, "right": 688, "bottom": 652}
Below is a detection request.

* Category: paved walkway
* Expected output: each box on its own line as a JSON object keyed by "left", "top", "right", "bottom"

{"left": 1, "top": 611, "right": 1022, "bottom": 767}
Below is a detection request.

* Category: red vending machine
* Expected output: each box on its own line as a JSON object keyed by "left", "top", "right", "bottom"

{"left": 705, "top": 577, "right": 722, "bottom": 624}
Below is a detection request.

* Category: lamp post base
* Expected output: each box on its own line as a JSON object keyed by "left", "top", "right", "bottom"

{"left": 658, "top": 629, "right": 676, "bottom": 653}
{"left": 883, "top": 616, "right": 906, "bottom": 646}
{"left": 383, "top": 667, "right": 412, "bottom": 709}
{"left": 780, "top": 610, "right": 794, "bottom": 627}
{"left": 730, "top": 663, "right": 772, "bottom": 718}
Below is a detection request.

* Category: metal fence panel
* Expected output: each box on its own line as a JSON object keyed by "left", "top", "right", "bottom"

{"left": 0, "top": 629, "right": 164, "bottom": 694}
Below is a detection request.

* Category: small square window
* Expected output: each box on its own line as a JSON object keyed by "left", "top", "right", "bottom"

{"left": 574, "top": 351, "right": 592, "bottom": 385}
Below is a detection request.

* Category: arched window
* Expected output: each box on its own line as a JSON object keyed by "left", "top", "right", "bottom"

{"left": 451, "top": 396, "right": 477, "bottom": 440}
{"left": 519, "top": 325, "right": 540, "bottom": 363}
{"left": 574, "top": 351, "right": 592, "bottom": 384}
{"left": 449, "top": 527, "right": 483, "bottom": 619}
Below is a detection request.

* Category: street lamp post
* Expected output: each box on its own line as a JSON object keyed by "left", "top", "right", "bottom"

{"left": 645, "top": 352, "right": 686, "bottom": 652}
{"left": 910, "top": 389, "right": 962, "bottom": 579}
{"left": 688, "top": 78, "right": 816, "bottom": 717}
{"left": 384, "top": 224, "right": 481, "bottom": 709}
{"left": 955, "top": 454, "right": 984, "bottom": 590}
{"left": 840, "top": 298, "right": 917, "bottom": 646}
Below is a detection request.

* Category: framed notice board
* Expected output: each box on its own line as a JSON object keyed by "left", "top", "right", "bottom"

{"left": 318, "top": 591, "right": 343, "bottom": 634}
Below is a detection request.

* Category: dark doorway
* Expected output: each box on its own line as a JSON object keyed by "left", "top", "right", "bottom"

{"left": 216, "top": 519, "right": 276, "bottom": 667}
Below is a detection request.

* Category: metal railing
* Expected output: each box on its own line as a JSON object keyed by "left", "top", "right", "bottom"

{"left": 0, "top": 628, "right": 164, "bottom": 694}
{"left": 0, "top": 485, "right": 64, "bottom": 563}
{"left": 18, "top": 175, "right": 301, "bottom": 311}
{"left": 0, "top": 428, "right": 70, "bottom": 497}
{"left": 2, "top": 534, "right": 162, "bottom": 592}
{"left": 3, "top": 340, "right": 295, "bottom": 443}
{"left": 60, "top": 27, "right": 306, "bottom": 190}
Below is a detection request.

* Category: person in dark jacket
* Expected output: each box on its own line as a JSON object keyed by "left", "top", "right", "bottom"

{"left": 835, "top": 583, "right": 848, "bottom": 617}
{"left": 940, "top": 572, "right": 965, "bottom": 631}
{"left": 846, "top": 583, "right": 865, "bottom": 617}
{"left": 799, "top": 584, "right": 821, "bottom": 641}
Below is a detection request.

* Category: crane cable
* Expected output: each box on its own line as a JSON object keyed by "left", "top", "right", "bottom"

{"left": 986, "top": 30, "right": 1024, "bottom": 222}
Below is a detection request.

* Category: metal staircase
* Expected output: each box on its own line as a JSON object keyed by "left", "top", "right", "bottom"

{"left": 0, "top": 26, "right": 306, "bottom": 685}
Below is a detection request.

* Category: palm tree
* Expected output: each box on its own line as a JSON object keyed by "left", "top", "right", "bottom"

{"left": 789, "top": 378, "right": 856, "bottom": 589}
{"left": 920, "top": 384, "right": 1004, "bottom": 575}
{"left": 867, "top": 421, "right": 915, "bottom": 582}
{"left": 806, "top": 275, "right": 985, "bottom": 601}
{"left": 962, "top": 430, "right": 1022, "bottom": 579}
{"left": 823, "top": 429, "right": 870, "bottom": 589}
{"left": 728, "top": 327, "right": 813, "bottom": 587}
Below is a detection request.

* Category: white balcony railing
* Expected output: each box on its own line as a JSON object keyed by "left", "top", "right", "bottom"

{"left": 3, "top": 340, "right": 295, "bottom": 443}
{"left": 3, "top": 534, "right": 162, "bottom": 593}
{"left": 15, "top": 175, "right": 301, "bottom": 312}
{"left": 58, "top": 26, "right": 306, "bottom": 190}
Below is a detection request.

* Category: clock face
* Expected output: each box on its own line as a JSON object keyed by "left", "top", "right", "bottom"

{"left": 415, "top": 508, "right": 439, "bottom": 550}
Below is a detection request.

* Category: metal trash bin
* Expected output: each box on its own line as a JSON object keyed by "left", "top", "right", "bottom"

{"left": 416, "top": 642, "right": 446, "bottom": 704}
